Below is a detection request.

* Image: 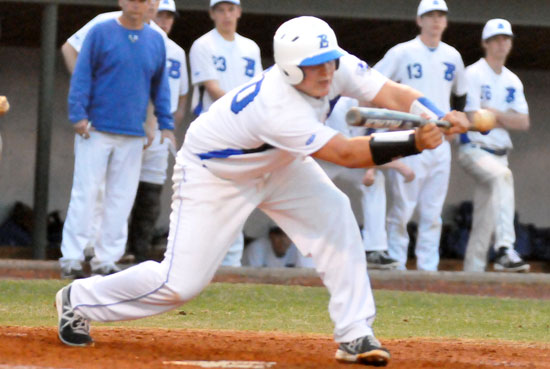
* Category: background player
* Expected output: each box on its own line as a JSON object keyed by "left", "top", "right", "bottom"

{"left": 55, "top": 16, "right": 468, "bottom": 366}
{"left": 60, "top": 0, "right": 174, "bottom": 278}
{"left": 59, "top": 0, "right": 180, "bottom": 276}
{"left": 374, "top": 0, "right": 467, "bottom": 271}
{"left": 458, "top": 19, "right": 530, "bottom": 273}
{"left": 189, "top": 0, "right": 262, "bottom": 266}
{"left": 321, "top": 97, "right": 412, "bottom": 269}
{"left": 127, "top": 0, "right": 189, "bottom": 263}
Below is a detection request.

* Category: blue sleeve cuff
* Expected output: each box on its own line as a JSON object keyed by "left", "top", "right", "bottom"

{"left": 417, "top": 97, "right": 445, "bottom": 119}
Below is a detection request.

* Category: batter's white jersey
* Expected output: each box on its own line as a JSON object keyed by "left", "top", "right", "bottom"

{"left": 184, "top": 54, "right": 387, "bottom": 181}
{"left": 67, "top": 11, "right": 167, "bottom": 53}
{"left": 462, "top": 58, "right": 528, "bottom": 149}
{"left": 189, "top": 29, "right": 262, "bottom": 115}
{"left": 375, "top": 36, "right": 467, "bottom": 113}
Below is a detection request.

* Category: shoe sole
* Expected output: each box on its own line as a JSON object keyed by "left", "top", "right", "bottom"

{"left": 55, "top": 288, "right": 94, "bottom": 347}
{"left": 335, "top": 348, "right": 390, "bottom": 366}
{"left": 367, "top": 262, "right": 400, "bottom": 270}
{"left": 494, "top": 264, "right": 530, "bottom": 273}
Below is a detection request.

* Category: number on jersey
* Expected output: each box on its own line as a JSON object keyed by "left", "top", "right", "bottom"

{"left": 407, "top": 63, "right": 422, "bottom": 79}
{"left": 230, "top": 76, "right": 265, "bottom": 114}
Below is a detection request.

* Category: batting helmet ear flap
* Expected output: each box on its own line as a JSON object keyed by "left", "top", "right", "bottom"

{"left": 279, "top": 65, "right": 305, "bottom": 85}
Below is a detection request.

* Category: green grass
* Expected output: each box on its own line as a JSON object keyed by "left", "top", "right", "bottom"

{"left": 1, "top": 280, "right": 549, "bottom": 342}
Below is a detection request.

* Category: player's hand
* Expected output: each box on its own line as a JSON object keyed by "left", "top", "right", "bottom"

{"left": 74, "top": 119, "right": 91, "bottom": 139}
{"left": 144, "top": 128, "right": 155, "bottom": 149}
{"left": 441, "top": 110, "right": 469, "bottom": 135}
{"left": 160, "top": 129, "right": 177, "bottom": 152}
{"left": 362, "top": 168, "right": 376, "bottom": 187}
{"left": 415, "top": 123, "right": 442, "bottom": 151}
{"left": 397, "top": 164, "right": 415, "bottom": 183}
{"left": 0, "top": 96, "right": 10, "bottom": 116}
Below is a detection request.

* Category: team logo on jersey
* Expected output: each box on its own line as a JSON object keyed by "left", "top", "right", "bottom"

{"left": 168, "top": 59, "right": 181, "bottom": 79}
{"left": 481, "top": 85, "right": 492, "bottom": 101}
{"left": 506, "top": 87, "right": 516, "bottom": 103}
{"left": 128, "top": 34, "right": 139, "bottom": 43}
{"left": 443, "top": 62, "right": 456, "bottom": 81}
{"left": 243, "top": 57, "right": 256, "bottom": 77}
{"left": 213, "top": 56, "right": 227, "bottom": 72}
{"left": 355, "top": 61, "right": 370, "bottom": 76}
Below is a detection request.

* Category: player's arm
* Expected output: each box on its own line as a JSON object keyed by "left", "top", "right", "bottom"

{"left": 61, "top": 42, "right": 78, "bottom": 74}
{"left": 481, "top": 108, "right": 529, "bottom": 131}
{"left": 200, "top": 80, "right": 226, "bottom": 101}
{"left": 312, "top": 124, "right": 442, "bottom": 168}
{"left": 173, "top": 95, "right": 187, "bottom": 128}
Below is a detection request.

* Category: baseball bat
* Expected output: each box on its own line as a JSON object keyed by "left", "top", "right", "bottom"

{"left": 345, "top": 107, "right": 494, "bottom": 132}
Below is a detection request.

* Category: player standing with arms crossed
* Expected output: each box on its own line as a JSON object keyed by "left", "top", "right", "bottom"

{"left": 458, "top": 19, "right": 530, "bottom": 273}
{"left": 189, "top": 0, "right": 262, "bottom": 266}
{"left": 55, "top": 16, "right": 469, "bottom": 366}
{"left": 127, "top": 0, "right": 189, "bottom": 263}
{"left": 59, "top": 0, "right": 173, "bottom": 278}
{"left": 375, "top": 0, "right": 468, "bottom": 271}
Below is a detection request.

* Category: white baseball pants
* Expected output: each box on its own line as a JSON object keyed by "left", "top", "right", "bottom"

{"left": 60, "top": 132, "right": 143, "bottom": 269}
{"left": 457, "top": 145, "right": 515, "bottom": 272}
{"left": 360, "top": 170, "right": 388, "bottom": 252}
{"left": 140, "top": 129, "right": 170, "bottom": 185}
{"left": 70, "top": 149, "right": 377, "bottom": 343}
{"left": 386, "top": 141, "right": 451, "bottom": 271}
{"left": 317, "top": 160, "right": 388, "bottom": 252}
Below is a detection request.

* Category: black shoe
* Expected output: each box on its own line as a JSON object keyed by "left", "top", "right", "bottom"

{"left": 60, "top": 267, "right": 86, "bottom": 280}
{"left": 335, "top": 335, "right": 390, "bottom": 366}
{"left": 55, "top": 286, "right": 94, "bottom": 347}
{"left": 366, "top": 251, "right": 399, "bottom": 270}
{"left": 91, "top": 263, "right": 121, "bottom": 276}
{"left": 494, "top": 247, "right": 530, "bottom": 273}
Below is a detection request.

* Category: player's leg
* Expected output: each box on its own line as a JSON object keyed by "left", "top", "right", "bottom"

{"left": 458, "top": 146, "right": 521, "bottom": 271}
{"left": 359, "top": 170, "right": 398, "bottom": 270}
{"left": 414, "top": 144, "right": 451, "bottom": 271}
{"left": 221, "top": 231, "right": 245, "bottom": 266}
{"left": 128, "top": 130, "right": 168, "bottom": 262}
{"left": 91, "top": 135, "right": 144, "bottom": 275}
{"left": 58, "top": 153, "right": 259, "bottom": 341}
{"left": 260, "top": 158, "right": 385, "bottom": 336}
{"left": 60, "top": 132, "right": 112, "bottom": 278}
{"left": 259, "top": 158, "right": 390, "bottom": 364}
{"left": 386, "top": 155, "right": 424, "bottom": 270}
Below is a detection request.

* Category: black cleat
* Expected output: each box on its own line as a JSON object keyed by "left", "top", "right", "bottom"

{"left": 366, "top": 251, "right": 399, "bottom": 270}
{"left": 494, "top": 247, "right": 530, "bottom": 273}
{"left": 335, "top": 335, "right": 390, "bottom": 366}
{"left": 55, "top": 285, "right": 94, "bottom": 347}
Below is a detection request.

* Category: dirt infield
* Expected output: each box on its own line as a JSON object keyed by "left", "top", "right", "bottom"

{"left": 1, "top": 326, "right": 549, "bottom": 369}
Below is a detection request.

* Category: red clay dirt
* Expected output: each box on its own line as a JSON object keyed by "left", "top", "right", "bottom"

{"left": 1, "top": 326, "right": 549, "bottom": 369}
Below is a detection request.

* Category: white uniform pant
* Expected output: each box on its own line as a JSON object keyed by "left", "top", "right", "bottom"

{"left": 457, "top": 145, "right": 515, "bottom": 272}
{"left": 60, "top": 132, "right": 143, "bottom": 269}
{"left": 386, "top": 141, "right": 451, "bottom": 271}
{"left": 361, "top": 170, "right": 388, "bottom": 252}
{"left": 140, "top": 130, "right": 170, "bottom": 185}
{"left": 317, "top": 160, "right": 387, "bottom": 252}
{"left": 70, "top": 149, "right": 377, "bottom": 343}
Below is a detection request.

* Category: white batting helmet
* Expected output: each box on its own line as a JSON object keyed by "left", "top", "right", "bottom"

{"left": 273, "top": 16, "right": 345, "bottom": 85}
